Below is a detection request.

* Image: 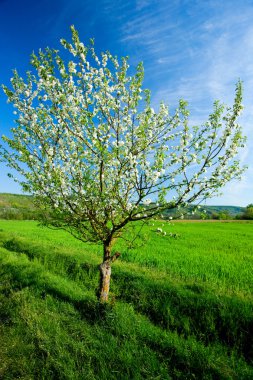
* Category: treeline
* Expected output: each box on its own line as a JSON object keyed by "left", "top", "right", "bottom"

{"left": 161, "top": 204, "right": 247, "bottom": 221}
{"left": 159, "top": 204, "right": 253, "bottom": 221}
{"left": 0, "top": 193, "right": 252, "bottom": 221}
{"left": 0, "top": 208, "right": 42, "bottom": 220}
{"left": 204, "top": 204, "right": 253, "bottom": 220}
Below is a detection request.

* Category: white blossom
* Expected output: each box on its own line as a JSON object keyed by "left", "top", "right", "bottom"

{"left": 1, "top": 25, "right": 246, "bottom": 259}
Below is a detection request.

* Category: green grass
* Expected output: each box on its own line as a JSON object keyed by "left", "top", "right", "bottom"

{"left": 0, "top": 220, "right": 253, "bottom": 379}
{"left": 117, "top": 221, "right": 253, "bottom": 295}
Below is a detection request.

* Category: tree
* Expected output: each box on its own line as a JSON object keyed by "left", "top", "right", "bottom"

{"left": 1, "top": 26, "right": 246, "bottom": 302}
{"left": 242, "top": 204, "right": 253, "bottom": 220}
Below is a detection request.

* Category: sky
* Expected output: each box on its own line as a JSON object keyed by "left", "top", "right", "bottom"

{"left": 0, "top": 0, "right": 252, "bottom": 206}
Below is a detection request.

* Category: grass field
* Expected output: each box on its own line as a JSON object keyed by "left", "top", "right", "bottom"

{"left": 0, "top": 220, "right": 252, "bottom": 379}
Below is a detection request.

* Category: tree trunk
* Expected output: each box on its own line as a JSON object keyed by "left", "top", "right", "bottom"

{"left": 98, "top": 242, "right": 120, "bottom": 303}
{"left": 99, "top": 260, "right": 111, "bottom": 303}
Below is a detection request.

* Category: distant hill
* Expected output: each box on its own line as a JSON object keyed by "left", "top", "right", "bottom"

{"left": 0, "top": 193, "right": 38, "bottom": 220}
{"left": 0, "top": 193, "right": 33, "bottom": 209}
{"left": 199, "top": 205, "right": 245, "bottom": 217}
{"left": 160, "top": 204, "right": 245, "bottom": 220}
{"left": 0, "top": 193, "right": 246, "bottom": 220}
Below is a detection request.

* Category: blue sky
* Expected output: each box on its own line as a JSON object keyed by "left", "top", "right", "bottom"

{"left": 0, "top": 0, "right": 252, "bottom": 206}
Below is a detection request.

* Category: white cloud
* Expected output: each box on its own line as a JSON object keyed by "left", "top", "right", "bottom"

{"left": 117, "top": 1, "right": 253, "bottom": 205}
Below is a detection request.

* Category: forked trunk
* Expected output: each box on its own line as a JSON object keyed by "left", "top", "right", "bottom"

{"left": 98, "top": 241, "right": 120, "bottom": 303}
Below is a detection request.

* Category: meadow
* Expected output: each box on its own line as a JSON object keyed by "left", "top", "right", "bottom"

{"left": 0, "top": 219, "right": 253, "bottom": 379}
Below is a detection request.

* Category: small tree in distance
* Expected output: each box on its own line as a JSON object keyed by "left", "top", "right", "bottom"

{"left": 1, "top": 26, "right": 246, "bottom": 302}
{"left": 242, "top": 204, "right": 253, "bottom": 220}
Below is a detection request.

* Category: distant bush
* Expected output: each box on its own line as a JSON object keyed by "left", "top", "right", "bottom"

{"left": 211, "top": 210, "right": 232, "bottom": 220}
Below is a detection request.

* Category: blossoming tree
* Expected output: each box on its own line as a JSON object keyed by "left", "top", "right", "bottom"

{"left": 1, "top": 26, "right": 246, "bottom": 302}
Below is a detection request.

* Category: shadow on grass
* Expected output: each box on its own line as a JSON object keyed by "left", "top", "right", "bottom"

{"left": 2, "top": 237, "right": 99, "bottom": 284}
{"left": 1, "top": 237, "right": 253, "bottom": 363}
{"left": 0, "top": 249, "right": 109, "bottom": 326}
{"left": 1, "top": 247, "right": 253, "bottom": 379}
{"left": 112, "top": 268, "right": 253, "bottom": 362}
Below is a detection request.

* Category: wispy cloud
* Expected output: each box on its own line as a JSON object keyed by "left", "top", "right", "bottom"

{"left": 116, "top": 0, "right": 253, "bottom": 205}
